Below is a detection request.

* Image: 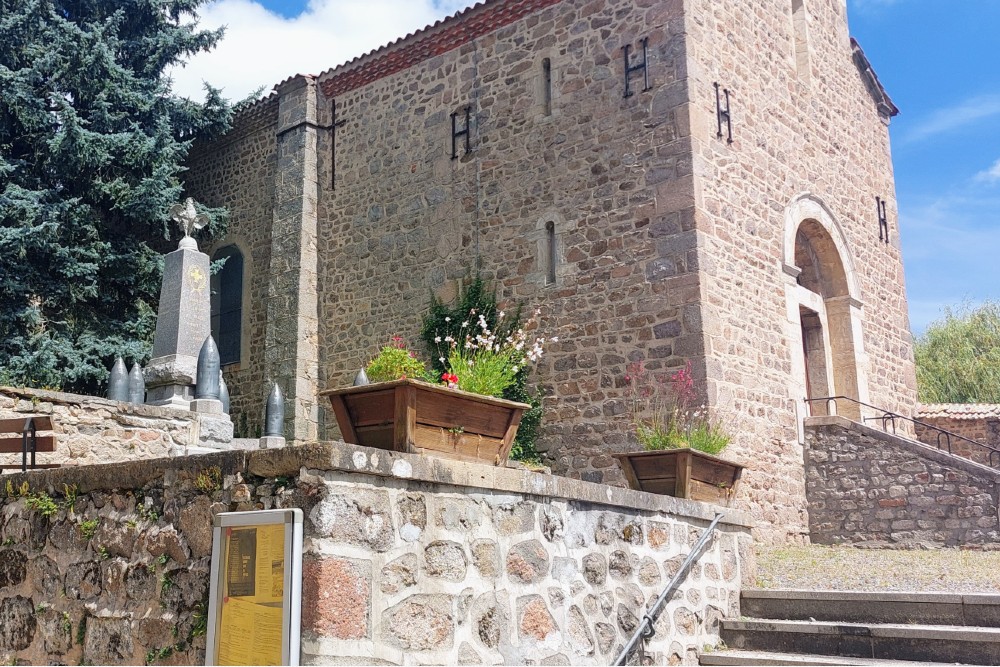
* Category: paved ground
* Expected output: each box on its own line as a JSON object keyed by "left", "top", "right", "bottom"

{"left": 755, "top": 545, "right": 1000, "bottom": 593}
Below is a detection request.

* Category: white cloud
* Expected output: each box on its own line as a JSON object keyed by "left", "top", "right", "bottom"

{"left": 974, "top": 158, "right": 1000, "bottom": 184}
{"left": 900, "top": 94, "right": 1000, "bottom": 145}
{"left": 169, "top": 0, "right": 478, "bottom": 102}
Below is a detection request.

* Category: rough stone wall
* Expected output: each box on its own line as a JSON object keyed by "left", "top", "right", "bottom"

{"left": 184, "top": 100, "right": 279, "bottom": 438}
{"left": 0, "top": 441, "right": 753, "bottom": 665}
{"left": 683, "top": 0, "right": 917, "bottom": 541}
{"left": 315, "top": 0, "right": 699, "bottom": 486}
{"left": 915, "top": 411, "right": 1000, "bottom": 468}
{"left": 0, "top": 387, "right": 231, "bottom": 470}
{"left": 804, "top": 416, "right": 1000, "bottom": 547}
{"left": 303, "top": 464, "right": 749, "bottom": 665}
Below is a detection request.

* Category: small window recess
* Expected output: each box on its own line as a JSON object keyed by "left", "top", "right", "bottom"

{"left": 542, "top": 58, "right": 552, "bottom": 116}
{"left": 791, "top": 0, "right": 811, "bottom": 82}
{"left": 210, "top": 245, "right": 244, "bottom": 366}
{"left": 545, "top": 220, "right": 557, "bottom": 285}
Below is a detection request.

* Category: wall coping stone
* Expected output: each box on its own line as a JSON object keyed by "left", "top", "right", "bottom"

{"left": 1, "top": 385, "right": 202, "bottom": 423}
{"left": 1, "top": 439, "right": 753, "bottom": 528}
{"left": 805, "top": 415, "right": 1000, "bottom": 482}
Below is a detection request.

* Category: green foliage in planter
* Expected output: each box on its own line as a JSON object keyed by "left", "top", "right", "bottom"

{"left": 628, "top": 361, "right": 731, "bottom": 456}
{"left": 366, "top": 339, "right": 428, "bottom": 382}
{"left": 637, "top": 421, "right": 730, "bottom": 456}
{"left": 421, "top": 275, "right": 542, "bottom": 464}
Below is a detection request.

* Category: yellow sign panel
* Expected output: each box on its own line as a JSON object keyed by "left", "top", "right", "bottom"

{"left": 217, "top": 524, "right": 286, "bottom": 666}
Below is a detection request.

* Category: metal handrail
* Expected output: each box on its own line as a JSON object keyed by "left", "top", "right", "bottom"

{"left": 613, "top": 513, "right": 725, "bottom": 666}
{"left": 805, "top": 395, "right": 1000, "bottom": 468}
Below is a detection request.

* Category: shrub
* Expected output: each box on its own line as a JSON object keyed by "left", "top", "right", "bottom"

{"left": 421, "top": 276, "right": 549, "bottom": 463}
{"left": 365, "top": 337, "right": 428, "bottom": 382}
{"left": 915, "top": 300, "right": 1000, "bottom": 403}
{"left": 626, "top": 360, "right": 731, "bottom": 455}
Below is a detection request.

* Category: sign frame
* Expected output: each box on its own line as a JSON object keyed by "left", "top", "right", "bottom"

{"left": 205, "top": 509, "right": 304, "bottom": 666}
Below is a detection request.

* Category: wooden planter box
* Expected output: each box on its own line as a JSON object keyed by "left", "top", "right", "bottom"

{"left": 613, "top": 449, "right": 744, "bottom": 507}
{"left": 319, "top": 378, "right": 530, "bottom": 466}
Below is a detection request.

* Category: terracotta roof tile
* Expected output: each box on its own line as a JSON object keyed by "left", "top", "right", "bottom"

{"left": 917, "top": 404, "right": 1000, "bottom": 420}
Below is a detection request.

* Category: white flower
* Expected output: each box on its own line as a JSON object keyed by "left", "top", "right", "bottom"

{"left": 439, "top": 357, "right": 445, "bottom": 363}
{"left": 434, "top": 336, "right": 441, "bottom": 343}
{"left": 445, "top": 317, "right": 451, "bottom": 322}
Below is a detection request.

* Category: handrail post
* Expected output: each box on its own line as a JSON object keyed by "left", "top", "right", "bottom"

{"left": 20, "top": 417, "right": 36, "bottom": 473}
{"left": 613, "top": 513, "right": 725, "bottom": 666}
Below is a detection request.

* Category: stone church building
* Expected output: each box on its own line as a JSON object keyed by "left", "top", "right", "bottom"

{"left": 184, "top": 0, "right": 917, "bottom": 540}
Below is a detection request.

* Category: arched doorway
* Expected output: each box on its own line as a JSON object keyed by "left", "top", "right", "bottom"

{"left": 783, "top": 195, "right": 868, "bottom": 423}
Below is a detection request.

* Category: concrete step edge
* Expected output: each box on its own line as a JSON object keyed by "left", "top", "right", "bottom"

{"left": 700, "top": 648, "right": 965, "bottom": 666}
{"left": 744, "top": 588, "right": 1000, "bottom": 606}
{"left": 724, "top": 618, "right": 1000, "bottom": 641}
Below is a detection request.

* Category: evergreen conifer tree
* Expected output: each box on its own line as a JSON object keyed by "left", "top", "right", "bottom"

{"left": 0, "top": 0, "right": 231, "bottom": 393}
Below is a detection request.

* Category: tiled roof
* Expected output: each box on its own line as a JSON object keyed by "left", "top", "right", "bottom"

{"left": 232, "top": 0, "right": 555, "bottom": 123}
{"left": 317, "top": 0, "right": 562, "bottom": 99}
{"left": 917, "top": 404, "right": 1000, "bottom": 420}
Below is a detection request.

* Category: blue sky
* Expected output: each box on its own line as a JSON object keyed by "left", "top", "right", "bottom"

{"left": 848, "top": 0, "right": 1000, "bottom": 334}
{"left": 176, "top": 0, "right": 1000, "bottom": 335}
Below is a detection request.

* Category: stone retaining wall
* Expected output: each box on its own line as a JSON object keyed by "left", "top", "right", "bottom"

{"left": 914, "top": 406, "right": 1000, "bottom": 468}
{"left": 0, "top": 387, "right": 233, "bottom": 470}
{"left": 804, "top": 416, "right": 1000, "bottom": 547}
{"left": 0, "top": 441, "right": 752, "bottom": 665}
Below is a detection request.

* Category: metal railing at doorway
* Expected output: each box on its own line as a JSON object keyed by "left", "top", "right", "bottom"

{"left": 805, "top": 395, "right": 1000, "bottom": 468}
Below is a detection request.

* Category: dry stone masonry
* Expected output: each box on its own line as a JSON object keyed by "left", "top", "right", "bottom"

{"left": 0, "top": 441, "right": 751, "bottom": 665}
{"left": 804, "top": 416, "right": 1000, "bottom": 547}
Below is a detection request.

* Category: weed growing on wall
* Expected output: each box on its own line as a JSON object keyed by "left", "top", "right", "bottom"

{"left": 79, "top": 519, "right": 99, "bottom": 540}
{"left": 194, "top": 466, "right": 223, "bottom": 493}
{"left": 25, "top": 492, "right": 59, "bottom": 517}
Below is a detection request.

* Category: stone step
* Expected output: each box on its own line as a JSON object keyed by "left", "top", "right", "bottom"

{"left": 721, "top": 618, "right": 1000, "bottom": 665}
{"left": 700, "top": 648, "right": 961, "bottom": 666}
{"left": 742, "top": 589, "right": 1000, "bottom": 627}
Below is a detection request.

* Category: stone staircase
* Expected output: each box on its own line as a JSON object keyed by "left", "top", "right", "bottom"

{"left": 701, "top": 589, "right": 1000, "bottom": 665}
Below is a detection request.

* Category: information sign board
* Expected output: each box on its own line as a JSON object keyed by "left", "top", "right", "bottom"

{"left": 205, "top": 509, "right": 303, "bottom": 666}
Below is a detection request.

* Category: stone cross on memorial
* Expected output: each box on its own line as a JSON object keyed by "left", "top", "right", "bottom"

{"left": 144, "top": 199, "right": 212, "bottom": 407}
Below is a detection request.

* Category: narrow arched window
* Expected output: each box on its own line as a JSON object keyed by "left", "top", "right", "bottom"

{"left": 791, "top": 0, "right": 810, "bottom": 81}
{"left": 545, "top": 220, "right": 557, "bottom": 285}
{"left": 211, "top": 245, "right": 243, "bottom": 366}
{"left": 542, "top": 58, "right": 553, "bottom": 116}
